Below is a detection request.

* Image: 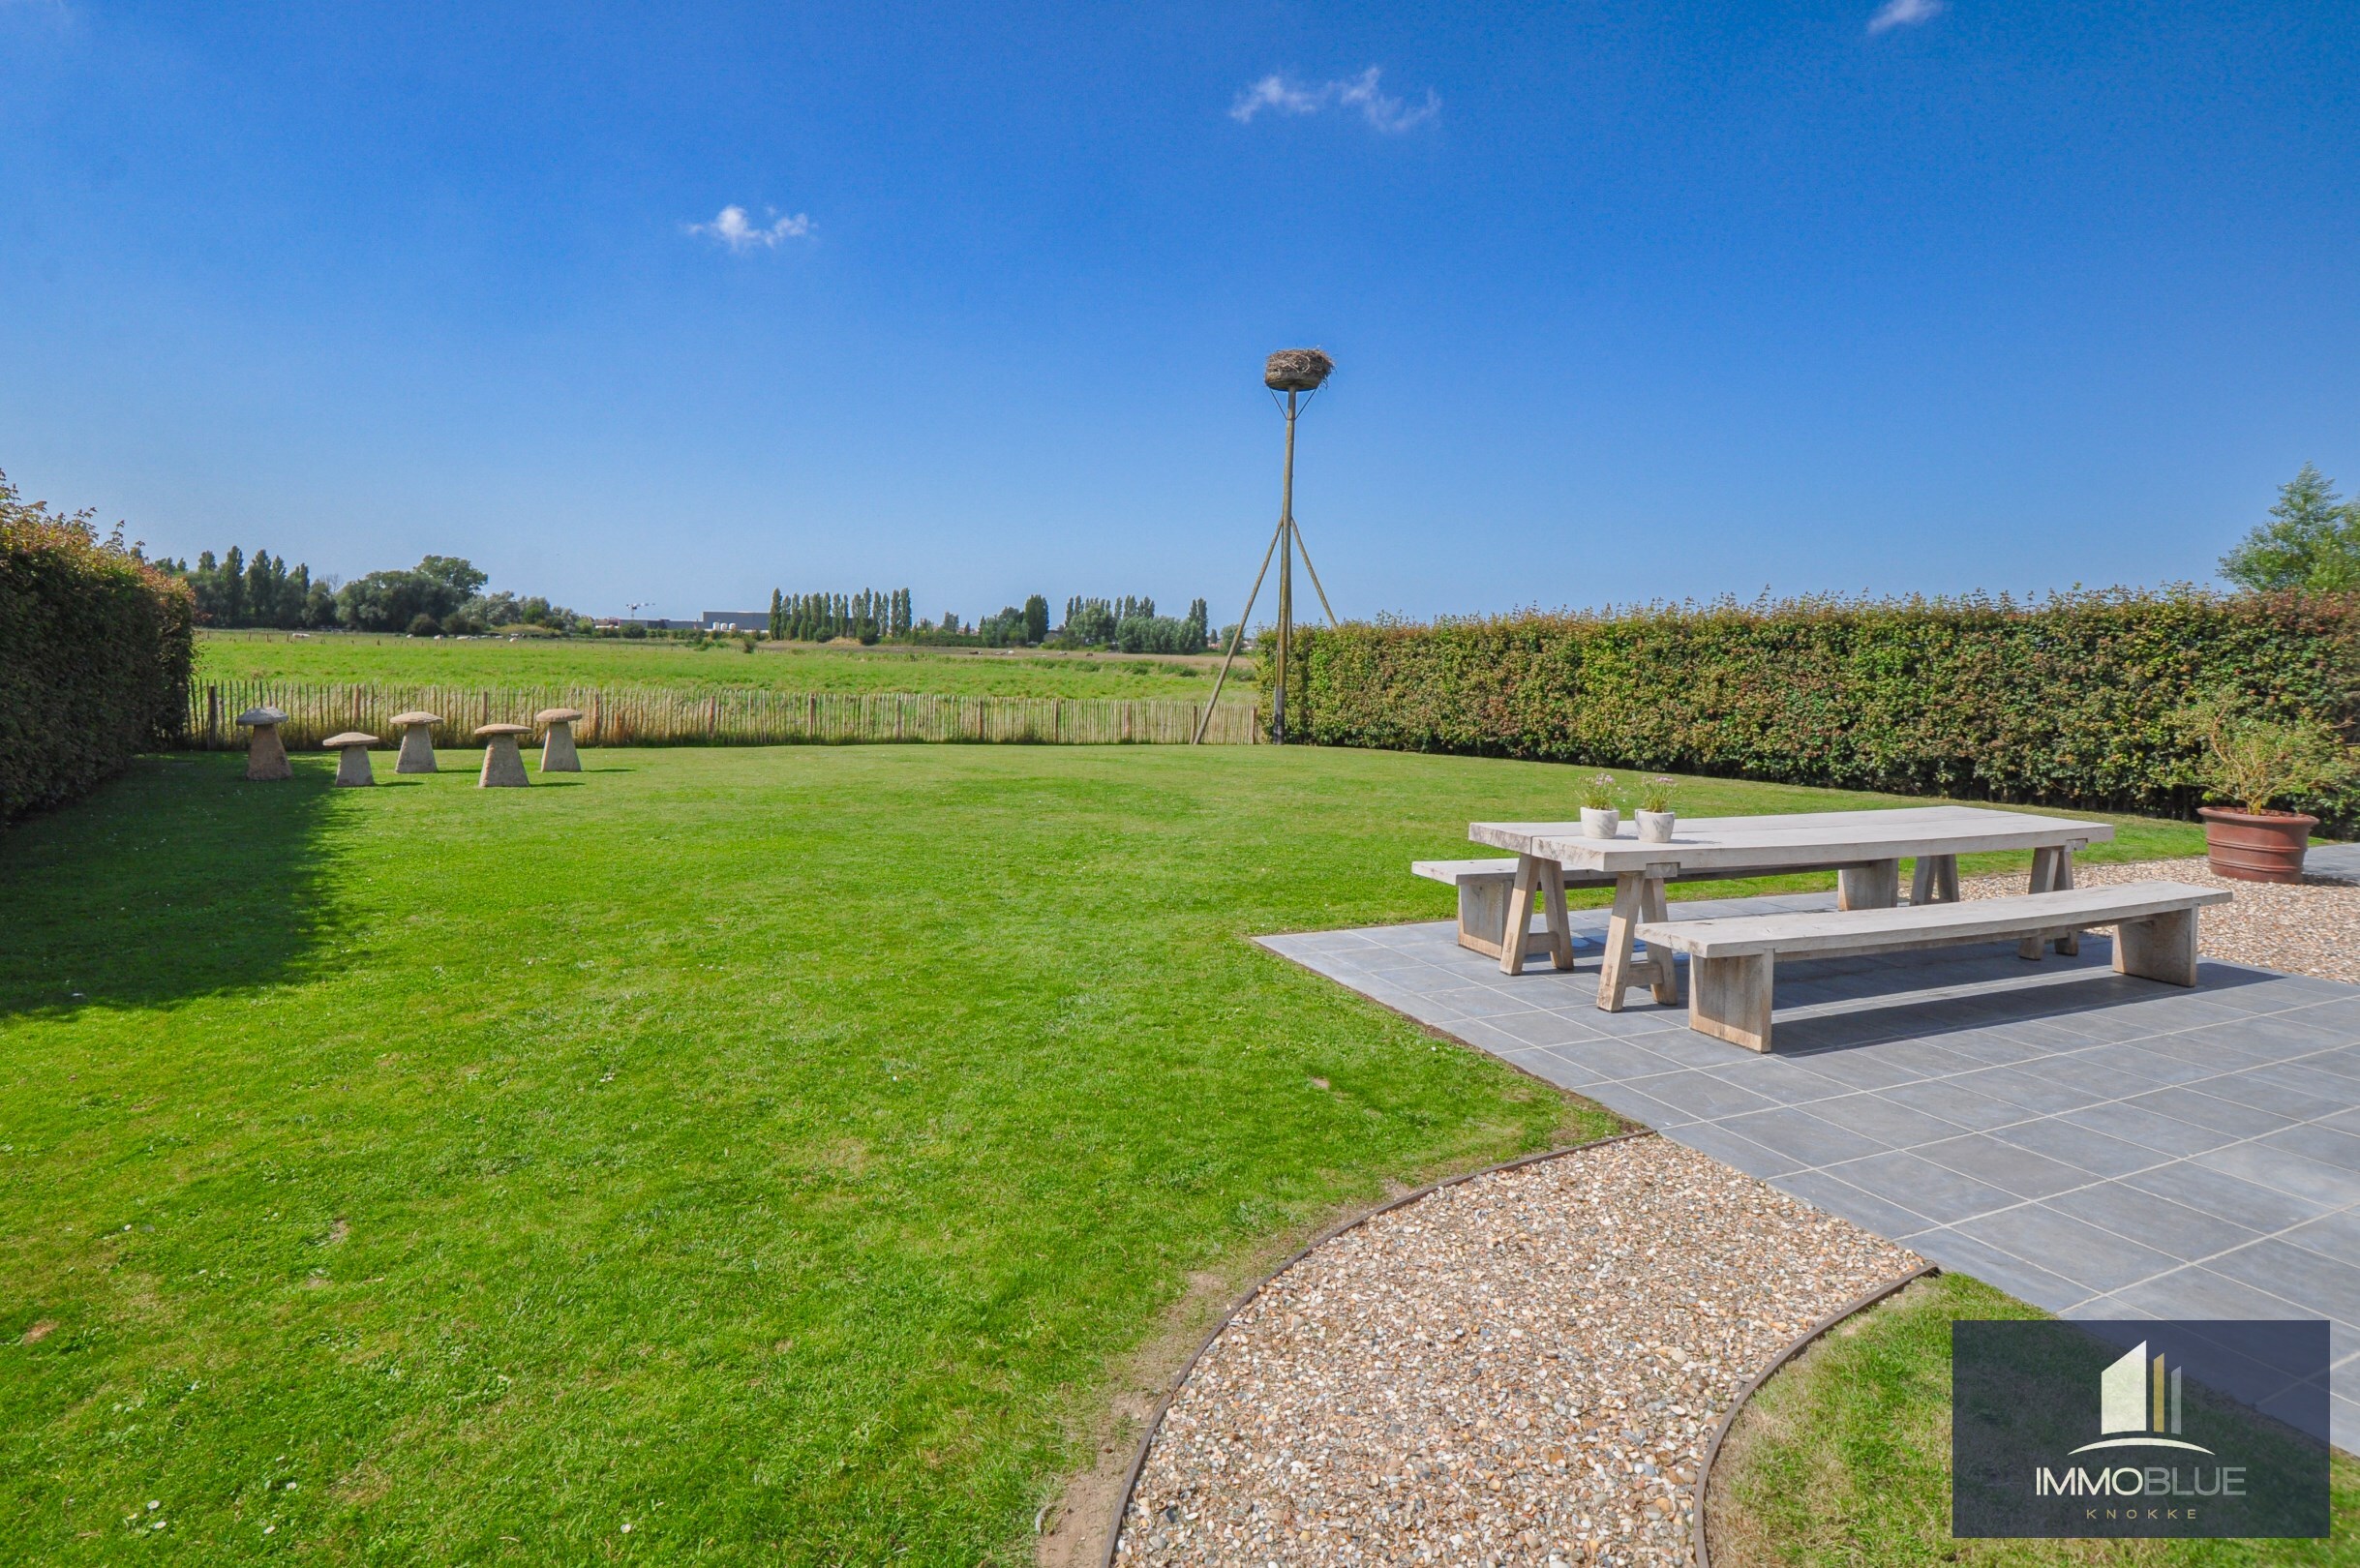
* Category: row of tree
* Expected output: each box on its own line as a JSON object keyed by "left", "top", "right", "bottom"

{"left": 762, "top": 588, "right": 1214, "bottom": 650}
{"left": 768, "top": 588, "right": 917, "bottom": 643}
{"left": 159, "top": 548, "right": 581, "bottom": 635}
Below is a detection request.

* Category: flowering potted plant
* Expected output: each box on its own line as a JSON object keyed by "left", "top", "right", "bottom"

{"left": 1636, "top": 775, "right": 1679, "bottom": 843}
{"left": 1579, "top": 771, "right": 1621, "bottom": 839}
{"left": 2181, "top": 700, "right": 2354, "bottom": 883}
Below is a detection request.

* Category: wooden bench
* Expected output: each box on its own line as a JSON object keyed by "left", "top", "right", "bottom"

{"left": 1635, "top": 881, "right": 2232, "bottom": 1052}
{"left": 1413, "top": 857, "right": 1850, "bottom": 961}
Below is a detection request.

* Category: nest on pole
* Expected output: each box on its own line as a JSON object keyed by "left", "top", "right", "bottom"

{"left": 1263, "top": 347, "right": 1334, "bottom": 392}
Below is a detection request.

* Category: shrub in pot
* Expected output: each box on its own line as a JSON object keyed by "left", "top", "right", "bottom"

{"left": 1579, "top": 771, "right": 1621, "bottom": 839}
{"left": 1636, "top": 775, "right": 1679, "bottom": 843}
{"left": 2180, "top": 701, "right": 2355, "bottom": 883}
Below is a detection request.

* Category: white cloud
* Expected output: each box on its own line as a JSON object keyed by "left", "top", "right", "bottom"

{"left": 1230, "top": 66, "right": 1437, "bottom": 133}
{"left": 1866, "top": 0, "right": 1945, "bottom": 35}
{"left": 685, "top": 205, "right": 812, "bottom": 253}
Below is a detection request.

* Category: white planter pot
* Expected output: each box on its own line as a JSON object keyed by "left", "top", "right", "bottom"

{"left": 1580, "top": 806, "right": 1620, "bottom": 839}
{"left": 1637, "top": 810, "right": 1677, "bottom": 844}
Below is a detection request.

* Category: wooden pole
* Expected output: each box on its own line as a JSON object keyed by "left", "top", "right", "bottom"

{"left": 1192, "top": 514, "right": 1286, "bottom": 744}
{"left": 1274, "top": 389, "right": 1296, "bottom": 744}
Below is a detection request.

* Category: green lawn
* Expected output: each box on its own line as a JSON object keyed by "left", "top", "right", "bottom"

{"left": 0, "top": 745, "right": 2206, "bottom": 1563}
{"left": 1709, "top": 1272, "right": 2357, "bottom": 1565}
{"left": 194, "top": 629, "right": 1244, "bottom": 701}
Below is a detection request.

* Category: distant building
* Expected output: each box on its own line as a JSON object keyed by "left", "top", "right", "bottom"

{"left": 699, "top": 611, "right": 771, "bottom": 632}
{"left": 592, "top": 617, "right": 702, "bottom": 631}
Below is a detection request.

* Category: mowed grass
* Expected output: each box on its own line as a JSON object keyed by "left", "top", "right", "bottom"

{"left": 1709, "top": 1272, "right": 2358, "bottom": 1565}
{"left": 0, "top": 745, "right": 2205, "bottom": 1563}
{"left": 194, "top": 629, "right": 1242, "bottom": 701}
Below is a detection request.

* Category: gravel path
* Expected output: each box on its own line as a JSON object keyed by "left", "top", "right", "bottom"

{"left": 1959, "top": 854, "right": 2360, "bottom": 986}
{"left": 1112, "top": 1136, "right": 1920, "bottom": 1568}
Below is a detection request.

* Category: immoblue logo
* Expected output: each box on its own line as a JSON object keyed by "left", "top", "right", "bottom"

{"left": 2070, "top": 1340, "right": 2211, "bottom": 1457}
{"left": 1951, "top": 1319, "right": 2329, "bottom": 1539}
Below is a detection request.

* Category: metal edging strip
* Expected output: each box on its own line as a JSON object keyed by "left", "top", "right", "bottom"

{"left": 1689, "top": 1261, "right": 1942, "bottom": 1568}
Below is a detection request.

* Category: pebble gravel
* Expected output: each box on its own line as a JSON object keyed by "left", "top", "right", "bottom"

{"left": 1960, "top": 854, "right": 2360, "bottom": 986}
{"left": 1112, "top": 1135, "right": 1921, "bottom": 1568}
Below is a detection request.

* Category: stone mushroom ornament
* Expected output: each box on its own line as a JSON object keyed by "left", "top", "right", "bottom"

{"left": 389, "top": 710, "right": 442, "bottom": 773}
{"left": 474, "top": 722, "right": 532, "bottom": 787}
{"left": 535, "top": 708, "right": 585, "bottom": 772}
{"left": 323, "top": 732, "right": 378, "bottom": 787}
{"left": 236, "top": 706, "right": 291, "bottom": 781}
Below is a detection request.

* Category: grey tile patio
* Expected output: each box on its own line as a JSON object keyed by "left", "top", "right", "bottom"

{"left": 2039, "top": 1179, "right": 2265, "bottom": 1262}
{"left": 1951, "top": 1203, "right": 2186, "bottom": 1296}
{"left": 2122, "top": 1161, "right": 2334, "bottom": 1236}
{"left": 1819, "top": 1150, "right": 2024, "bottom": 1226}
{"left": 2193, "top": 1142, "right": 2358, "bottom": 1209}
{"left": 1259, "top": 901, "right": 2360, "bottom": 1453}
{"left": 1916, "top": 1132, "right": 2101, "bottom": 1200}
{"left": 2263, "top": 1122, "right": 2360, "bottom": 1173}
{"left": 2280, "top": 1208, "right": 2360, "bottom": 1263}
{"left": 1989, "top": 1116, "right": 2173, "bottom": 1179}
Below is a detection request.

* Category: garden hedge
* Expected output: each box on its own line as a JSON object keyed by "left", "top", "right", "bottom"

{"left": 1279, "top": 590, "right": 2360, "bottom": 829}
{"left": 2, "top": 483, "right": 196, "bottom": 822}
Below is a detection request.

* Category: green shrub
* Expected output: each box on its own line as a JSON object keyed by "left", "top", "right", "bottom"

{"left": 1279, "top": 589, "right": 2360, "bottom": 829}
{"left": 1, "top": 473, "right": 196, "bottom": 822}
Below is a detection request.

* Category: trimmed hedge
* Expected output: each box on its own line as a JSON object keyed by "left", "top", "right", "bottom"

{"left": 2, "top": 479, "right": 196, "bottom": 822}
{"left": 1281, "top": 590, "right": 2360, "bottom": 829}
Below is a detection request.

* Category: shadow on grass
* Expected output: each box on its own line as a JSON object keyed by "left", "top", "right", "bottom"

{"left": 0, "top": 753, "right": 344, "bottom": 1017}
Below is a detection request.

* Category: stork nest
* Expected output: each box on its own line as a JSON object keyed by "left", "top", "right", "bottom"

{"left": 1263, "top": 347, "right": 1334, "bottom": 391}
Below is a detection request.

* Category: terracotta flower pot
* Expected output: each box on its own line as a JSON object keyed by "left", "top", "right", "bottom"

{"left": 2197, "top": 806, "right": 2316, "bottom": 884}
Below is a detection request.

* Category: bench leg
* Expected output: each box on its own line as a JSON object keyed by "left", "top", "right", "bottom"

{"left": 1690, "top": 952, "right": 1774, "bottom": 1052}
{"left": 1458, "top": 876, "right": 1510, "bottom": 957}
{"left": 1911, "top": 854, "right": 1961, "bottom": 905}
{"left": 1838, "top": 859, "right": 1900, "bottom": 911}
{"left": 2114, "top": 909, "right": 2198, "bottom": 986}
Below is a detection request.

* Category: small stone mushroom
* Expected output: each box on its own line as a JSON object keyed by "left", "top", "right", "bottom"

{"left": 236, "top": 706, "right": 291, "bottom": 781}
{"left": 323, "top": 731, "right": 379, "bottom": 787}
{"left": 389, "top": 710, "right": 442, "bottom": 773}
{"left": 535, "top": 708, "right": 586, "bottom": 772}
{"left": 474, "top": 722, "right": 532, "bottom": 787}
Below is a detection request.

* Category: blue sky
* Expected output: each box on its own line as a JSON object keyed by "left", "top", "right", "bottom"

{"left": 3, "top": 2, "right": 2355, "bottom": 622}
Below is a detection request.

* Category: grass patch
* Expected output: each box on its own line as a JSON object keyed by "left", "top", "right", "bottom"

{"left": 194, "top": 629, "right": 1243, "bottom": 700}
{"left": 1708, "top": 1272, "right": 2357, "bottom": 1565}
{"left": 0, "top": 745, "right": 2207, "bottom": 1561}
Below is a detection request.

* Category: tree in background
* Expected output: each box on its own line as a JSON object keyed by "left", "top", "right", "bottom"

{"left": 1060, "top": 593, "right": 1210, "bottom": 652}
{"left": 976, "top": 605, "right": 1031, "bottom": 646}
{"left": 771, "top": 588, "right": 912, "bottom": 644}
{"left": 161, "top": 546, "right": 336, "bottom": 628}
{"left": 2222, "top": 464, "right": 2360, "bottom": 591}
{"left": 1021, "top": 594, "right": 1048, "bottom": 645}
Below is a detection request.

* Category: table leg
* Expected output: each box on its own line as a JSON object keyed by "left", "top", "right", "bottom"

{"left": 1499, "top": 854, "right": 1548, "bottom": 976}
{"left": 2053, "top": 846, "right": 2080, "bottom": 955}
{"left": 2018, "top": 846, "right": 2080, "bottom": 958}
{"left": 1837, "top": 859, "right": 1901, "bottom": 910}
{"left": 1597, "top": 872, "right": 1675, "bottom": 1010}
{"left": 1640, "top": 874, "right": 1680, "bottom": 1005}
{"left": 1538, "top": 859, "right": 1579, "bottom": 971}
{"left": 1910, "top": 854, "right": 1961, "bottom": 905}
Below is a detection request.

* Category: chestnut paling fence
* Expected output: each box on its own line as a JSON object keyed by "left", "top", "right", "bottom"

{"left": 178, "top": 681, "right": 1263, "bottom": 749}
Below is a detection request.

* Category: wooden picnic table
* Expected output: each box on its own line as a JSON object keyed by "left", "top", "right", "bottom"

{"left": 1467, "top": 804, "right": 2115, "bottom": 1010}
